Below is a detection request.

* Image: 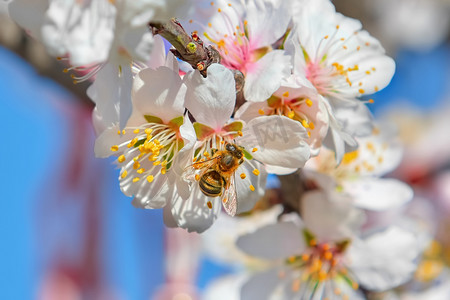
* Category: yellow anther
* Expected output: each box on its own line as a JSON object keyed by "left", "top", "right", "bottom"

{"left": 153, "top": 161, "right": 161, "bottom": 166}
{"left": 203, "top": 151, "right": 210, "bottom": 157}
{"left": 301, "top": 254, "right": 310, "bottom": 261}
{"left": 340, "top": 37, "right": 345, "bottom": 41}
{"left": 220, "top": 140, "right": 225, "bottom": 144}
{"left": 133, "top": 128, "right": 140, "bottom": 134}
{"left": 145, "top": 128, "right": 153, "bottom": 135}
{"left": 117, "top": 130, "right": 121, "bottom": 135}
{"left": 207, "top": 201, "right": 213, "bottom": 209}
{"left": 208, "top": 22, "right": 212, "bottom": 27}
{"left": 210, "top": 1, "right": 214, "bottom": 5}
{"left": 309, "top": 122, "right": 315, "bottom": 130}
{"left": 366, "top": 142, "right": 375, "bottom": 151}
{"left": 288, "top": 256, "right": 296, "bottom": 263}
{"left": 218, "top": 8, "right": 221, "bottom": 12}
{"left": 63, "top": 68, "right": 69, "bottom": 73}
{"left": 336, "top": 25, "right": 340, "bottom": 29}
{"left": 133, "top": 161, "right": 140, "bottom": 170}
{"left": 378, "top": 156, "right": 384, "bottom": 164}
{"left": 309, "top": 239, "right": 317, "bottom": 246}
{"left": 305, "top": 98, "right": 313, "bottom": 107}
{"left": 342, "top": 151, "right": 358, "bottom": 164}
{"left": 375, "top": 86, "right": 379, "bottom": 92}
{"left": 287, "top": 111, "right": 295, "bottom": 119}
{"left": 357, "top": 46, "right": 361, "bottom": 51}
{"left": 307, "top": 131, "right": 311, "bottom": 137}
{"left": 372, "top": 67, "right": 376, "bottom": 71}
{"left": 238, "top": 131, "right": 243, "bottom": 136}
{"left": 132, "top": 177, "right": 140, "bottom": 183}
{"left": 252, "top": 169, "right": 260, "bottom": 176}
{"left": 137, "top": 168, "right": 145, "bottom": 174}
{"left": 318, "top": 270, "right": 327, "bottom": 281}
{"left": 121, "top": 170, "right": 128, "bottom": 179}
{"left": 324, "top": 251, "right": 333, "bottom": 260}
{"left": 302, "top": 120, "right": 309, "bottom": 128}
{"left": 282, "top": 91, "right": 289, "bottom": 98}
{"left": 365, "top": 42, "right": 370, "bottom": 46}
{"left": 111, "top": 145, "right": 119, "bottom": 152}
{"left": 365, "top": 71, "right": 371, "bottom": 75}
{"left": 252, "top": 147, "right": 258, "bottom": 152}
{"left": 249, "top": 185, "right": 255, "bottom": 191}
{"left": 122, "top": 130, "right": 126, "bottom": 135}
{"left": 228, "top": 3, "right": 232, "bottom": 6}
{"left": 368, "top": 99, "right": 374, "bottom": 103}
{"left": 258, "top": 109, "right": 265, "bottom": 115}
{"left": 291, "top": 279, "right": 301, "bottom": 292}
{"left": 118, "top": 155, "right": 126, "bottom": 163}
{"left": 222, "top": 197, "right": 228, "bottom": 203}
{"left": 240, "top": 173, "right": 246, "bottom": 179}
{"left": 161, "top": 168, "right": 166, "bottom": 175}
{"left": 352, "top": 282, "right": 359, "bottom": 290}
{"left": 195, "top": 174, "right": 200, "bottom": 181}
{"left": 324, "top": 35, "right": 329, "bottom": 39}
{"left": 343, "top": 45, "right": 347, "bottom": 50}
{"left": 147, "top": 175, "right": 154, "bottom": 183}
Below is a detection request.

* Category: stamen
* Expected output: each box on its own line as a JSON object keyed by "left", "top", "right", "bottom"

{"left": 240, "top": 173, "right": 246, "bottom": 179}
{"left": 118, "top": 155, "right": 126, "bottom": 163}
{"left": 111, "top": 145, "right": 119, "bottom": 152}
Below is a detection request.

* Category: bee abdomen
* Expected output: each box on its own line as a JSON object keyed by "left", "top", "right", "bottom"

{"left": 199, "top": 170, "right": 224, "bottom": 197}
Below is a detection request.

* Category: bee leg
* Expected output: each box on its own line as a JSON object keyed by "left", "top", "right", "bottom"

{"left": 211, "top": 148, "right": 218, "bottom": 156}
{"left": 239, "top": 158, "right": 244, "bottom": 164}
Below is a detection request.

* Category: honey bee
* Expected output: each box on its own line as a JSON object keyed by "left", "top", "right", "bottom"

{"left": 183, "top": 143, "right": 245, "bottom": 216}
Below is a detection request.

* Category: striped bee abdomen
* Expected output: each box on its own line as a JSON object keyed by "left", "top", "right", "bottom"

{"left": 199, "top": 170, "right": 225, "bottom": 197}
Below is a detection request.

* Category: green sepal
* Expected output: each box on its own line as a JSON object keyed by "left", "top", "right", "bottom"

{"left": 193, "top": 122, "right": 215, "bottom": 140}
{"left": 301, "top": 45, "right": 311, "bottom": 64}
{"left": 335, "top": 239, "right": 351, "bottom": 252}
{"left": 243, "top": 149, "right": 253, "bottom": 160}
{"left": 133, "top": 138, "right": 146, "bottom": 148}
{"left": 302, "top": 229, "right": 316, "bottom": 245}
{"left": 267, "top": 95, "right": 281, "bottom": 108}
{"left": 222, "top": 121, "right": 243, "bottom": 133}
{"left": 169, "top": 115, "right": 184, "bottom": 129}
{"left": 144, "top": 115, "right": 163, "bottom": 124}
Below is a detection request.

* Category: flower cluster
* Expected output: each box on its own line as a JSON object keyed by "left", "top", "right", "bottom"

{"left": 7, "top": 0, "right": 430, "bottom": 298}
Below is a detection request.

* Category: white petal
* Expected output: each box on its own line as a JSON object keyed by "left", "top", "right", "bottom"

{"left": 145, "top": 35, "right": 166, "bottom": 69}
{"left": 241, "top": 269, "right": 281, "bottom": 300}
{"left": 8, "top": 0, "right": 47, "bottom": 39}
{"left": 236, "top": 222, "right": 305, "bottom": 260}
{"left": 94, "top": 124, "right": 134, "bottom": 158}
{"left": 301, "top": 189, "right": 365, "bottom": 242}
{"left": 349, "top": 226, "right": 421, "bottom": 291}
{"left": 171, "top": 185, "right": 221, "bottom": 233}
{"left": 346, "top": 178, "right": 413, "bottom": 211}
{"left": 243, "top": 50, "right": 291, "bottom": 102}
{"left": 238, "top": 115, "right": 310, "bottom": 170}
{"left": 184, "top": 64, "right": 235, "bottom": 130}
{"left": 132, "top": 65, "right": 185, "bottom": 123}
{"left": 235, "top": 162, "right": 267, "bottom": 214}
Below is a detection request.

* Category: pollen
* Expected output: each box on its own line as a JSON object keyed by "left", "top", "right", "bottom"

{"left": 217, "top": 8, "right": 221, "bottom": 12}
{"left": 117, "top": 130, "right": 121, "bottom": 135}
{"left": 207, "top": 201, "right": 213, "bottom": 209}
{"left": 352, "top": 282, "right": 359, "bottom": 290}
{"left": 249, "top": 185, "right": 255, "bottom": 191}
{"left": 324, "top": 251, "right": 333, "bottom": 260}
{"left": 147, "top": 175, "right": 154, "bottom": 183}
{"left": 208, "top": 22, "right": 212, "bottom": 27}
{"left": 222, "top": 197, "right": 228, "bottom": 203}
{"left": 145, "top": 128, "right": 153, "bottom": 135}
{"left": 195, "top": 174, "right": 200, "bottom": 181}
{"left": 238, "top": 131, "right": 243, "bottom": 136}
{"left": 305, "top": 99, "right": 313, "bottom": 107}
{"left": 118, "top": 155, "right": 126, "bottom": 163}
{"left": 288, "top": 111, "right": 295, "bottom": 119}
{"left": 153, "top": 161, "right": 161, "bottom": 166}
{"left": 133, "top": 128, "right": 140, "bottom": 134}
{"left": 252, "top": 147, "right": 258, "bottom": 152}
{"left": 252, "top": 169, "right": 260, "bottom": 176}
{"left": 258, "top": 109, "right": 265, "bottom": 115}
{"left": 133, "top": 161, "right": 140, "bottom": 169}
{"left": 240, "top": 173, "right": 246, "bottom": 179}
{"left": 121, "top": 170, "right": 128, "bottom": 179}
{"left": 375, "top": 86, "right": 379, "bottom": 92}
{"left": 282, "top": 91, "right": 289, "bottom": 98}
{"left": 368, "top": 99, "right": 374, "bottom": 103}
{"left": 111, "top": 145, "right": 119, "bottom": 152}
{"left": 309, "top": 122, "right": 315, "bottom": 130}
{"left": 301, "top": 254, "right": 310, "bottom": 261}
{"left": 132, "top": 177, "right": 140, "bottom": 183}
{"left": 358, "top": 88, "right": 365, "bottom": 94}
{"left": 318, "top": 270, "right": 327, "bottom": 281}
{"left": 137, "top": 168, "right": 145, "bottom": 174}
{"left": 302, "top": 120, "right": 309, "bottom": 128}
{"left": 309, "top": 239, "right": 317, "bottom": 246}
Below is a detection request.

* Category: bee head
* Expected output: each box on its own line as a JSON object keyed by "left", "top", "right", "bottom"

{"left": 225, "top": 143, "right": 243, "bottom": 159}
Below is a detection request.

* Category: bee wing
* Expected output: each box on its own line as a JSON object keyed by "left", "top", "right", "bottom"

{"left": 182, "top": 157, "right": 220, "bottom": 182}
{"left": 221, "top": 173, "right": 238, "bottom": 217}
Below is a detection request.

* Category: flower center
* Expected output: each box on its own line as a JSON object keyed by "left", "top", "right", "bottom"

{"left": 111, "top": 117, "right": 184, "bottom": 183}
{"left": 283, "top": 236, "right": 358, "bottom": 297}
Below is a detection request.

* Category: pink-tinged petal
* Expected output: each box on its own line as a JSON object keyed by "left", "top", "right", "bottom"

{"left": 241, "top": 268, "right": 282, "bottom": 300}
{"left": 236, "top": 222, "right": 306, "bottom": 260}
{"left": 171, "top": 185, "right": 221, "bottom": 233}
{"left": 132, "top": 65, "right": 185, "bottom": 123}
{"left": 234, "top": 162, "right": 267, "bottom": 214}
{"left": 348, "top": 226, "right": 421, "bottom": 291}
{"left": 345, "top": 178, "right": 413, "bottom": 211}
{"left": 301, "top": 189, "right": 365, "bottom": 242}
{"left": 244, "top": 50, "right": 291, "bottom": 102}
{"left": 238, "top": 116, "right": 310, "bottom": 170}
{"left": 184, "top": 64, "right": 235, "bottom": 130}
